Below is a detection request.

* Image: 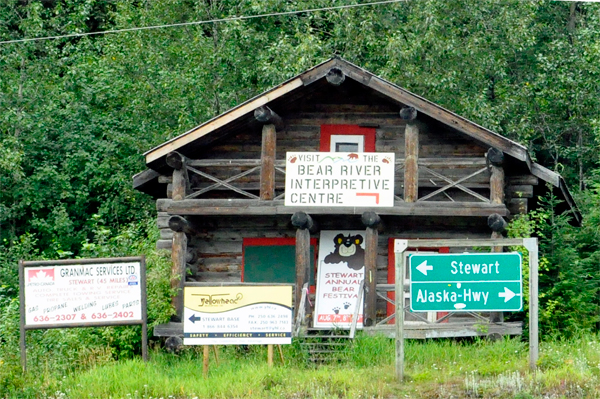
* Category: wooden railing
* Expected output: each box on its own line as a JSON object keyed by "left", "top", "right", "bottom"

{"left": 181, "top": 158, "right": 491, "bottom": 203}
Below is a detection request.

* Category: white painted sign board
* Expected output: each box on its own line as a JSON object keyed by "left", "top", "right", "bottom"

{"left": 285, "top": 152, "right": 395, "bottom": 207}
{"left": 23, "top": 261, "right": 143, "bottom": 326}
{"left": 314, "top": 230, "right": 365, "bottom": 329}
{"left": 183, "top": 286, "right": 292, "bottom": 345}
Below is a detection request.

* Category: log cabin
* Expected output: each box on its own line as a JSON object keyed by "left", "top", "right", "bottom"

{"left": 133, "top": 57, "right": 580, "bottom": 340}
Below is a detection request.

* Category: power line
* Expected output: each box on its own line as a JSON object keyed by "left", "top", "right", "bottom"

{"left": 0, "top": 0, "right": 406, "bottom": 45}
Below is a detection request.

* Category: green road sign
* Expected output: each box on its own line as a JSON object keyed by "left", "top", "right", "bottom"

{"left": 409, "top": 253, "right": 523, "bottom": 312}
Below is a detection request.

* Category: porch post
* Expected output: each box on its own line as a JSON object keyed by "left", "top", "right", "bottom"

{"left": 401, "top": 107, "right": 419, "bottom": 202}
{"left": 487, "top": 147, "right": 506, "bottom": 324}
{"left": 166, "top": 151, "right": 189, "bottom": 322}
{"left": 291, "top": 212, "right": 315, "bottom": 323}
{"left": 255, "top": 106, "right": 281, "bottom": 201}
{"left": 362, "top": 211, "right": 381, "bottom": 327}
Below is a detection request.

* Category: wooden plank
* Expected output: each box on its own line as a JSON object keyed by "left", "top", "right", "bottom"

{"left": 299, "top": 59, "right": 337, "bottom": 85}
{"left": 145, "top": 77, "right": 304, "bottom": 164}
{"left": 507, "top": 175, "right": 539, "bottom": 185}
{"left": 157, "top": 199, "right": 509, "bottom": 217}
{"left": 531, "top": 163, "right": 560, "bottom": 187}
{"left": 132, "top": 169, "right": 160, "bottom": 190}
{"left": 365, "top": 322, "right": 523, "bottom": 339}
{"left": 490, "top": 167, "right": 505, "bottom": 205}
{"left": 193, "top": 272, "right": 241, "bottom": 282}
{"left": 334, "top": 58, "right": 373, "bottom": 86}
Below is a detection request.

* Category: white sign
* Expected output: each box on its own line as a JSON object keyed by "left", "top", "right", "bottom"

{"left": 24, "top": 261, "right": 143, "bottom": 326}
{"left": 183, "top": 286, "right": 292, "bottom": 345}
{"left": 285, "top": 152, "right": 395, "bottom": 207}
{"left": 314, "top": 231, "right": 365, "bottom": 329}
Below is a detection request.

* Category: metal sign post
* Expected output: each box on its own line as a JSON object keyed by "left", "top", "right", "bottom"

{"left": 394, "top": 238, "right": 538, "bottom": 381}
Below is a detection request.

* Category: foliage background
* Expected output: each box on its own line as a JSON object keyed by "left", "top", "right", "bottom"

{"left": 1, "top": 0, "right": 599, "bottom": 387}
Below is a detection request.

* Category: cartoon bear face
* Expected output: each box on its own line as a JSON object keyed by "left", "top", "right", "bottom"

{"left": 324, "top": 233, "right": 365, "bottom": 271}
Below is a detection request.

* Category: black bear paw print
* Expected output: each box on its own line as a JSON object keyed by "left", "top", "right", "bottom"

{"left": 343, "top": 302, "right": 351, "bottom": 309}
{"left": 333, "top": 307, "right": 340, "bottom": 314}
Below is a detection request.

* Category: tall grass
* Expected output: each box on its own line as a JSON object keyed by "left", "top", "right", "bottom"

{"left": 3, "top": 334, "right": 600, "bottom": 398}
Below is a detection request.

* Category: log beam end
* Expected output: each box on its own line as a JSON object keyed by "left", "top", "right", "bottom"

{"left": 487, "top": 213, "right": 507, "bottom": 233}
{"left": 166, "top": 151, "right": 187, "bottom": 170}
{"left": 486, "top": 147, "right": 504, "bottom": 166}
{"left": 326, "top": 67, "right": 345, "bottom": 86}
{"left": 361, "top": 211, "right": 381, "bottom": 228}
{"left": 291, "top": 211, "right": 315, "bottom": 231}
{"left": 400, "top": 106, "right": 417, "bottom": 121}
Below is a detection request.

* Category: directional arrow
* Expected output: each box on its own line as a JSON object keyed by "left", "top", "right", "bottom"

{"left": 416, "top": 260, "right": 433, "bottom": 276}
{"left": 189, "top": 314, "right": 201, "bottom": 324}
{"left": 498, "top": 287, "right": 516, "bottom": 303}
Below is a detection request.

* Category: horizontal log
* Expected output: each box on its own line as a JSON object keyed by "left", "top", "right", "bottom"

{"left": 168, "top": 215, "right": 200, "bottom": 235}
{"left": 508, "top": 198, "right": 528, "bottom": 215}
{"left": 193, "top": 271, "right": 241, "bottom": 282}
{"left": 507, "top": 175, "right": 539, "bottom": 185}
{"left": 160, "top": 229, "right": 174, "bottom": 240}
{"left": 166, "top": 151, "right": 188, "bottom": 170}
{"left": 254, "top": 106, "right": 284, "bottom": 130}
{"left": 156, "top": 239, "right": 172, "bottom": 250}
{"left": 157, "top": 198, "right": 509, "bottom": 217}
{"left": 506, "top": 185, "right": 534, "bottom": 198}
{"left": 187, "top": 158, "right": 485, "bottom": 168}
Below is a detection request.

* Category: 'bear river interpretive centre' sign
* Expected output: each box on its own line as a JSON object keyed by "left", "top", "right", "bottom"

{"left": 285, "top": 152, "right": 395, "bottom": 207}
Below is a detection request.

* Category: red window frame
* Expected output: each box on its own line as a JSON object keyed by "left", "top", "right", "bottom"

{"left": 386, "top": 238, "right": 450, "bottom": 323}
{"left": 320, "top": 124, "right": 376, "bottom": 152}
{"left": 242, "top": 237, "right": 319, "bottom": 293}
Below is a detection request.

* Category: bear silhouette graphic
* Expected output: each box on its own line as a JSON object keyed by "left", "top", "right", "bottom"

{"left": 324, "top": 233, "right": 365, "bottom": 271}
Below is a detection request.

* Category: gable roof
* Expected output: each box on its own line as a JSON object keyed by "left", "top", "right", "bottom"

{"left": 135, "top": 57, "right": 581, "bottom": 224}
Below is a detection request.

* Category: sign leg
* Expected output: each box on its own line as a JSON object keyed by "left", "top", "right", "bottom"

{"left": 268, "top": 344, "right": 274, "bottom": 367}
{"left": 203, "top": 345, "right": 209, "bottom": 376}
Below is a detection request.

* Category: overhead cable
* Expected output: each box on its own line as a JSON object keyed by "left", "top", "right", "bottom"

{"left": 0, "top": 0, "right": 406, "bottom": 45}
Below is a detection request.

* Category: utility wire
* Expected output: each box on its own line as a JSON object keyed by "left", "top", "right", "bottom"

{"left": 0, "top": 0, "right": 406, "bottom": 45}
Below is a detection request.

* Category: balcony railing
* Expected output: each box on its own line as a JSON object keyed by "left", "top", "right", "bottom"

{"left": 181, "top": 158, "right": 491, "bottom": 203}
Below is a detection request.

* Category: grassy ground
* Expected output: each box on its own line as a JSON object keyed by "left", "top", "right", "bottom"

{"left": 4, "top": 334, "right": 600, "bottom": 399}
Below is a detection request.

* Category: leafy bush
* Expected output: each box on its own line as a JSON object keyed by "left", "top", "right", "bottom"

{"left": 507, "top": 189, "right": 600, "bottom": 338}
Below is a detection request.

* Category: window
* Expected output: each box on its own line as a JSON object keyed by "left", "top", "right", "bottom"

{"left": 242, "top": 238, "right": 318, "bottom": 292}
{"left": 330, "top": 135, "right": 364, "bottom": 152}
{"left": 320, "top": 124, "right": 376, "bottom": 152}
